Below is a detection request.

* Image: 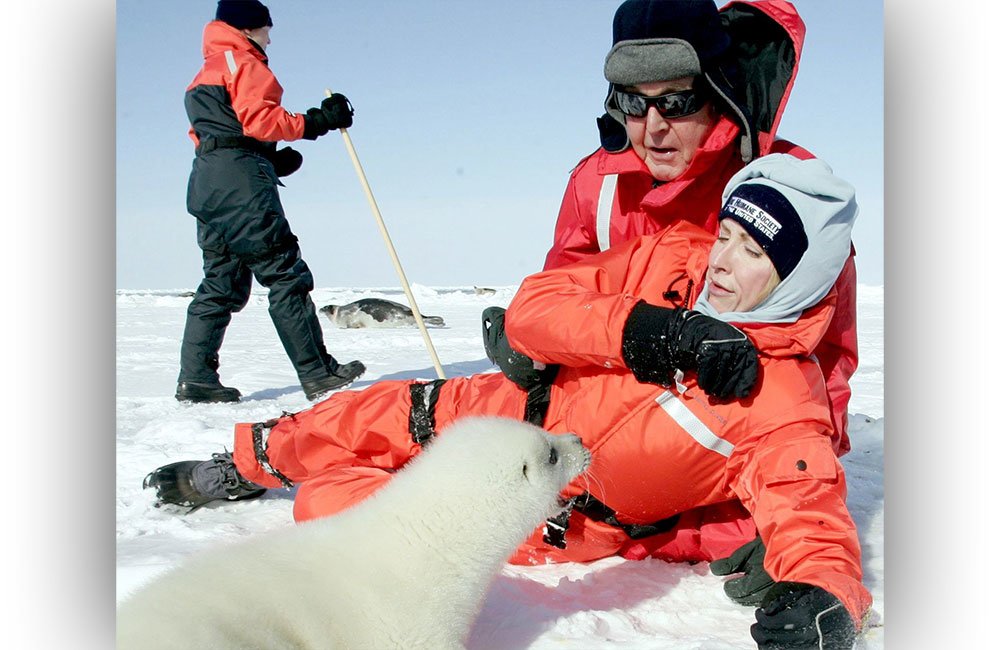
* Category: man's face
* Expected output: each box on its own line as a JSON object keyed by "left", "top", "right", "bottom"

{"left": 623, "top": 77, "right": 718, "bottom": 182}
{"left": 244, "top": 25, "right": 272, "bottom": 51}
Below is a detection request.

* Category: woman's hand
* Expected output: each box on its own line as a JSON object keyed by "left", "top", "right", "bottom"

{"left": 622, "top": 302, "right": 759, "bottom": 399}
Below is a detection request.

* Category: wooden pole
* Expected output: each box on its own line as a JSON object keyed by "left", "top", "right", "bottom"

{"left": 326, "top": 90, "right": 446, "bottom": 379}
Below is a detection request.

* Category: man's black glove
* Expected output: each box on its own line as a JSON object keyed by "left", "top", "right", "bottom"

{"left": 482, "top": 307, "right": 558, "bottom": 391}
{"left": 270, "top": 146, "right": 303, "bottom": 177}
{"left": 622, "top": 301, "right": 758, "bottom": 399}
{"left": 709, "top": 536, "right": 774, "bottom": 606}
{"left": 751, "top": 582, "right": 857, "bottom": 649}
{"left": 301, "top": 93, "right": 354, "bottom": 140}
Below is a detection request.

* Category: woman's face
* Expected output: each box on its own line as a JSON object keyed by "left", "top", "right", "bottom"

{"left": 623, "top": 78, "right": 718, "bottom": 182}
{"left": 705, "top": 219, "right": 781, "bottom": 313}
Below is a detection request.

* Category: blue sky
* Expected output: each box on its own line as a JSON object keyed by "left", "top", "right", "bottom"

{"left": 17, "top": 4, "right": 999, "bottom": 648}
{"left": 116, "top": 0, "right": 883, "bottom": 289}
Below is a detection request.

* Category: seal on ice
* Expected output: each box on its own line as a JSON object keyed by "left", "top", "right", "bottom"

{"left": 320, "top": 298, "right": 445, "bottom": 328}
{"left": 117, "top": 416, "right": 590, "bottom": 650}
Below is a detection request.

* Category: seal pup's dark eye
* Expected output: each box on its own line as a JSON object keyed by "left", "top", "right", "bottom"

{"left": 522, "top": 462, "right": 528, "bottom": 478}
{"left": 548, "top": 447, "right": 558, "bottom": 465}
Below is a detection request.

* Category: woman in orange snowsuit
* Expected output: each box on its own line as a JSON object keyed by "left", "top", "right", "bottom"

{"left": 147, "top": 154, "right": 870, "bottom": 648}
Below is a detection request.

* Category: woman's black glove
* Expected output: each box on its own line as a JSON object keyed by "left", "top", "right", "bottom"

{"left": 709, "top": 535, "right": 774, "bottom": 606}
{"left": 270, "top": 146, "right": 303, "bottom": 177}
{"left": 622, "top": 301, "right": 758, "bottom": 399}
{"left": 301, "top": 93, "right": 354, "bottom": 140}
{"left": 751, "top": 582, "right": 857, "bottom": 649}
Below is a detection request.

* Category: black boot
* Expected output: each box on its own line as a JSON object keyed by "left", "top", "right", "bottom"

{"left": 143, "top": 452, "right": 265, "bottom": 511}
{"left": 301, "top": 360, "right": 366, "bottom": 401}
{"left": 175, "top": 381, "right": 241, "bottom": 404}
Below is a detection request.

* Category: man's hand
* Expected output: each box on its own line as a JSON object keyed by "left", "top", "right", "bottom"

{"left": 318, "top": 93, "right": 354, "bottom": 129}
{"left": 302, "top": 92, "right": 354, "bottom": 139}
{"left": 270, "top": 146, "right": 303, "bottom": 177}
{"left": 622, "top": 302, "right": 758, "bottom": 399}
{"left": 482, "top": 307, "right": 557, "bottom": 390}
{"left": 679, "top": 310, "right": 759, "bottom": 399}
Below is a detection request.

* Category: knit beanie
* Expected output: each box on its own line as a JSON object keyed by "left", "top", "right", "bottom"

{"left": 216, "top": 0, "right": 272, "bottom": 30}
{"left": 719, "top": 182, "right": 808, "bottom": 280}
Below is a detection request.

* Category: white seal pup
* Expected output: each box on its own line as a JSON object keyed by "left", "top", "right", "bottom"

{"left": 117, "top": 416, "right": 590, "bottom": 650}
{"left": 320, "top": 298, "right": 446, "bottom": 328}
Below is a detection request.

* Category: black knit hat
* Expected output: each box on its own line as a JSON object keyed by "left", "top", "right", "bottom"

{"left": 604, "top": 0, "right": 730, "bottom": 86}
{"left": 216, "top": 0, "right": 272, "bottom": 29}
{"left": 719, "top": 182, "right": 809, "bottom": 280}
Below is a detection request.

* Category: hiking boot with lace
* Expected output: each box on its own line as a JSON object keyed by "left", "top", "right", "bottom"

{"left": 301, "top": 360, "right": 366, "bottom": 401}
{"left": 143, "top": 452, "right": 265, "bottom": 511}
{"left": 175, "top": 381, "right": 241, "bottom": 404}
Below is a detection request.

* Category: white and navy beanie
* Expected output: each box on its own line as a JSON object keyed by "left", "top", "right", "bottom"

{"left": 719, "top": 182, "right": 808, "bottom": 280}
{"left": 694, "top": 154, "right": 859, "bottom": 324}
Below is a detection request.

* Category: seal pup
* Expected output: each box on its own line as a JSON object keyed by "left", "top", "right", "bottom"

{"left": 116, "top": 416, "right": 590, "bottom": 650}
{"left": 320, "top": 298, "right": 445, "bottom": 328}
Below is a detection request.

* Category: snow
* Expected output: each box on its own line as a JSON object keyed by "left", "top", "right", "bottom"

{"left": 116, "top": 284, "right": 884, "bottom": 648}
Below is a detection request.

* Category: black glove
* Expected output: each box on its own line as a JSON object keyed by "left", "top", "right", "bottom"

{"left": 709, "top": 536, "right": 775, "bottom": 606}
{"left": 622, "top": 301, "right": 758, "bottom": 399}
{"left": 751, "top": 582, "right": 857, "bottom": 649}
{"left": 270, "top": 146, "right": 303, "bottom": 177}
{"left": 301, "top": 93, "right": 354, "bottom": 140}
{"left": 482, "top": 307, "right": 558, "bottom": 391}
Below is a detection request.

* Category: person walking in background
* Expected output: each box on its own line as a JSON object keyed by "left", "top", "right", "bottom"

{"left": 485, "top": 0, "right": 860, "bottom": 603}
{"left": 176, "top": 0, "right": 365, "bottom": 404}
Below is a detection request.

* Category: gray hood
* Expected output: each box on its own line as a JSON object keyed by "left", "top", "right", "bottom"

{"left": 693, "top": 154, "right": 858, "bottom": 324}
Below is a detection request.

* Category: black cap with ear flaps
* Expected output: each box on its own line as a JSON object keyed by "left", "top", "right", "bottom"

{"left": 604, "top": 0, "right": 730, "bottom": 86}
{"left": 598, "top": 0, "right": 797, "bottom": 162}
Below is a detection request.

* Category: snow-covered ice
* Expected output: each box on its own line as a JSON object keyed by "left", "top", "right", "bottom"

{"left": 116, "top": 284, "right": 884, "bottom": 648}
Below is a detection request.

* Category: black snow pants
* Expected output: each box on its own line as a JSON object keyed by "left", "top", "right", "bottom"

{"left": 178, "top": 147, "right": 335, "bottom": 385}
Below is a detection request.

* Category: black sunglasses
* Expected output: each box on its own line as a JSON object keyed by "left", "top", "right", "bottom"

{"left": 612, "top": 86, "right": 707, "bottom": 119}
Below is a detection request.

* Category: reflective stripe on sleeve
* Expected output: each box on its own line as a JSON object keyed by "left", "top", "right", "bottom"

{"left": 224, "top": 50, "right": 238, "bottom": 75}
{"left": 655, "top": 390, "right": 734, "bottom": 457}
{"left": 596, "top": 173, "right": 617, "bottom": 252}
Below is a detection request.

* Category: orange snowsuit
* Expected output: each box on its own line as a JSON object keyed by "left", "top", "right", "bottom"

{"left": 232, "top": 222, "right": 870, "bottom": 625}
{"left": 538, "top": 0, "right": 859, "bottom": 565}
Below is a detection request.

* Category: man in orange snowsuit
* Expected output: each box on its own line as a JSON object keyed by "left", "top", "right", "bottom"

{"left": 146, "top": 154, "right": 871, "bottom": 649}
{"left": 488, "top": 0, "right": 860, "bottom": 585}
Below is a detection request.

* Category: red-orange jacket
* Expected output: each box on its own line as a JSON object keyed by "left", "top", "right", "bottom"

{"left": 185, "top": 20, "right": 306, "bottom": 148}
{"left": 541, "top": 0, "right": 857, "bottom": 456}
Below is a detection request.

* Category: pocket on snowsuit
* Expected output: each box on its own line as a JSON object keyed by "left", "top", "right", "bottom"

{"left": 187, "top": 149, "right": 296, "bottom": 260}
